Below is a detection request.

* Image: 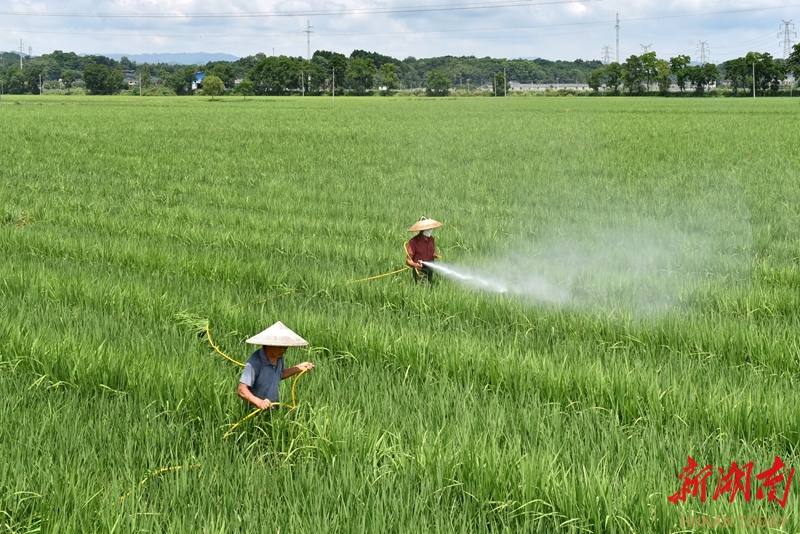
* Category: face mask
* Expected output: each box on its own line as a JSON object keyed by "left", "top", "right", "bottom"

{"left": 423, "top": 229, "right": 433, "bottom": 237}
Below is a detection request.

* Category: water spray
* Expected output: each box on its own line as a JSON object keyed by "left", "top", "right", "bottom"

{"left": 421, "top": 260, "right": 570, "bottom": 303}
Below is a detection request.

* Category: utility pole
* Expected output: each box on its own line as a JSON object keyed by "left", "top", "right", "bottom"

{"left": 640, "top": 44, "right": 652, "bottom": 54}
{"left": 139, "top": 73, "right": 142, "bottom": 96}
{"left": 504, "top": 68, "right": 507, "bottom": 97}
{"left": 39, "top": 73, "right": 42, "bottom": 94}
{"left": 779, "top": 20, "right": 796, "bottom": 59}
{"left": 602, "top": 45, "right": 613, "bottom": 65}
{"left": 753, "top": 62, "right": 756, "bottom": 98}
{"left": 305, "top": 21, "right": 314, "bottom": 61}
{"left": 332, "top": 67, "right": 335, "bottom": 101}
{"left": 18, "top": 39, "right": 24, "bottom": 69}
{"left": 615, "top": 13, "right": 620, "bottom": 63}
{"left": 696, "top": 41, "right": 709, "bottom": 64}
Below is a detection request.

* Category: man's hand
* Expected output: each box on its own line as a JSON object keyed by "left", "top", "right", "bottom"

{"left": 256, "top": 397, "right": 272, "bottom": 410}
{"left": 296, "top": 362, "right": 315, "bottom": 372}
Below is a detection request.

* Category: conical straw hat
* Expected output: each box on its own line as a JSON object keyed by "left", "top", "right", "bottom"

{"left": 246, "top": 321, "right": 309, "bottom": 346}
{"left": 407, "top": 216, "right": 442, "bottom": 232}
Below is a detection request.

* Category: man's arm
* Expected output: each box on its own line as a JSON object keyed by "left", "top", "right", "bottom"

{"left": 237, "top": 382, "right": 272, "bottom": 410}
{"left": 281, "top": 361, "right": 314, "bottom": 380}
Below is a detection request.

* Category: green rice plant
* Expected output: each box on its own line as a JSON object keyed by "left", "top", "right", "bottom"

{"left": 0, "top": 95, "right": 799, "bottom": 532}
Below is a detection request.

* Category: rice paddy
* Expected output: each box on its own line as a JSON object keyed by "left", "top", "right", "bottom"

{"left": 1, "top": 94, "right": 799, "bottom": 533}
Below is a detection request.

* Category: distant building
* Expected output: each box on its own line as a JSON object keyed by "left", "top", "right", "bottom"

{"left": 192, "top": 72, "right": 205, "bottom": 90}
{"left": 509, "top": 81, "right": 591, "bottom": 91}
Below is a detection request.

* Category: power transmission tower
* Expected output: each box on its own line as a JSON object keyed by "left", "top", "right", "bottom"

{"left": 615, "top": 13, "right": 620, "bottom": 63}
{"left": 28, "top": 46, "right": 32, "bottom": 58}
{"left": 640, "top": 44, "right": 652, "bottom": 54}
{"left": 696, "top": 41, "right": 710, "bottom": 64}
{"left": 779, "top": 20, "right": 796, "bottom": 59}
{"left": 18, "top": 39, "right": 24, "bottom": 68}
{"left": 304, "top": 21, "right": 314, "bottom": 61}
{"left": 602, "top": 45, "right": 613, "bottom": 64}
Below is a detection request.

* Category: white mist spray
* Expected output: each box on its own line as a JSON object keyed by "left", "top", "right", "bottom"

{"left": 422, "top": 191, "right": 751, "bottom": 314}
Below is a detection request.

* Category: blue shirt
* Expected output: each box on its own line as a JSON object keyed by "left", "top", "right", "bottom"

{"left": 239, "top": 348, "right": 284, "bottom": 403}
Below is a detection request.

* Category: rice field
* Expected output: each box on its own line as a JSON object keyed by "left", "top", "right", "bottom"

{"left": 1, "top": 94, "right": 799, "bottom": 533}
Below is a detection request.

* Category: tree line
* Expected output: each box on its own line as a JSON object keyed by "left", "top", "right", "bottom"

{"left": 588, "top": 47, "right": 800, "bottom": 96}
{"left": 0, "top": 48, "right": 602, "bottom": 96}
{"left": 1, "top": 45, "right": 798, "bottom": 96}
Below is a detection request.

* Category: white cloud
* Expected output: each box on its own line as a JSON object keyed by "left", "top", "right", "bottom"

{"left": 1, "top": 0, "right": 797, "bottom": 61}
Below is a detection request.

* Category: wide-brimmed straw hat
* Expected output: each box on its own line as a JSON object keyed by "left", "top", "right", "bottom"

{"left": 407, "top": 216, "right": 442, "bottom": 232}
{"left": 246, "top": 321, "right": 309, "bottom": 346}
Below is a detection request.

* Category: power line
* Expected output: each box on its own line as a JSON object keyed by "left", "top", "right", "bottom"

{"left": 0, "top": 0, "right": 601, "bottom": 19}
{"left": 4, "top": 4, "right": 800, "bottom": 41}
{"left": 3, "top": 2, "right": 798, "bottom": 22}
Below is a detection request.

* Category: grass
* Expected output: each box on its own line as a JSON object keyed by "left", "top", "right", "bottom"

{"left": 1, "top": 94, "right": 799, "bottom": 532}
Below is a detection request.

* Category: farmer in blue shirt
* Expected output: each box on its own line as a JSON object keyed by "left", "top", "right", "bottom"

{"left": 237, "top": 321, "right": 314, "bottom": 410}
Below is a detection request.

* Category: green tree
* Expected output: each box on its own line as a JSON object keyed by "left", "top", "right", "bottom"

{"left": 788, "top": 43, "right": 800, "bottom": 80}
{"left": 655, "top": 60, "right": 671, "bottom": 95}
{"left": 588, "top": 68, "right": 605, "bottom": 92}
{"left": 1, "top": 65, "right": 26, "bottom": 94}
{"left": 686, "top": 63, "right": 719, "bottom": 95}
{"left": 621, "top": 55, "right": 645, "bottom": 95}
{"left": 247, "top": 56, "right": 300, "bottom": 95}
{"left": 491, "top": 71, "right": 509, "bottom": 96}
{"left": 207, "top": 63, "right": 236, "bottom": 89}
{"left": 203, "top": 75, "right": 224, "bottom": 100}
{"left": 165, "top": 65, "right": 197, "bottom": 95}
{"left": 669, "top": 55, "right": 691, "bottom": 95}
{"left": 236, "top": 80, "right": 253, "bottom": 100}
{"left": 425, "top": 69, "right": 450, "bottom": 96}
{"left": 22, "top": 66, "right": 44, "bottom": 94}
{"left": 605, "top": 62, "right": 623, "bottom": 94}
{"left": 328, "top": 54, "right": 347, "bottom": 92}
{"left": 139, "top": 65, "right": 153, "bottom": 89}
{"left": 346, "top": 57, "right": 376, "bottom": 95}
{"left": 378, "top": 63, "right": 399, "bottom": 95}
{"left": 742, "top": 52, "right": 785, "bottom": 95}
{"left": 640, "top": 51, "right": 659, "bottom": 94}
{"left": 723, "top": 57, "right": 749, "bottom": 94}
{"left": 106, "top": 68, "right": 125, "bottom": 94}
{"left": 83, "top": 63, "right": 123, "bottom": 95}
{"left": 61, "top": 70, "right": 75, "bottom": 92}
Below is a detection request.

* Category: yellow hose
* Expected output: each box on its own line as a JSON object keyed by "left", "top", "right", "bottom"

{"left": 404, "top": 240, "right": 421, "bottom": 276}
{"left": 346, "top": 267, "right": 410, "bottom": 284}
{"left": 205, "top": 324, "right": 245, "bottom": 367}
{"left": 223, "top": 369, "right": 308, "bottom": 439}
{"left": 119, "top": 464, "right": 201, "bottom": 502}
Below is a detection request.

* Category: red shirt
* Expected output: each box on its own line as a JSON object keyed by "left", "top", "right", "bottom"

{"left": 407, "top": 233, "right": 436, "bottom": 263}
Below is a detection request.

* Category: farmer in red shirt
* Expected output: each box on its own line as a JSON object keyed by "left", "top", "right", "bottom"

{"left": 406, "top": 216, "right": 442, "bottom": 284}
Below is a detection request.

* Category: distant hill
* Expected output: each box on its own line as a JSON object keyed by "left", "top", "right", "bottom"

{"left": 103, "top": 52, "right": 240, "bottom": 65}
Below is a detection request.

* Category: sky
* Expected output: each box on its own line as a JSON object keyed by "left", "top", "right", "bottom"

{"left": 1, "top": 0, "right": 798, "bottom": 63}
